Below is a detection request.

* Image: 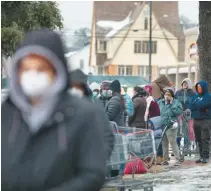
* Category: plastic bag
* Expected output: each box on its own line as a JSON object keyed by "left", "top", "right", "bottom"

{"left": 124, "top": 156, "right": 147, "bottom": 174}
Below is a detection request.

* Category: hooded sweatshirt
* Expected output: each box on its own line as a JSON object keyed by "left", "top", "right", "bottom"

{"left": 1, "top": 29, "right": 113, "bottom": 191}
{"left": 189, "top": 80, "right": 211, "bottom": 120}
{"left": 175, "top": 78, "right": 196, "bottom": 110}
{"left": 152, "top": 75, "right": 170, "bottom": 100}
{"left": 69, "top": 69, "right": 92, "bottom": 98}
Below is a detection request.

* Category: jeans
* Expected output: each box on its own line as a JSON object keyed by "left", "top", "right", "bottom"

{"left": 163, "top": 128, "right": 180, "bottom": 162}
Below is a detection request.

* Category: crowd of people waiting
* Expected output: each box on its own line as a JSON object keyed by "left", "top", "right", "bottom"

{"left": 70, "top": 69, "right": 211, "bottom": 166}
{"left": 1, "top": 29, "right": 211, "bottom": 191}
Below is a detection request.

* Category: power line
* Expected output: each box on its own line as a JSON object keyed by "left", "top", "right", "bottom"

{"left": 64, "top": 33, "right": 180, "bottom": 41}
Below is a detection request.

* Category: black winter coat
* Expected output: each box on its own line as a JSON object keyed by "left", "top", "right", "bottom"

{"left": 105, "top": 95, "right": 125, "bottom": 126}
{"left": 2, "top": 94, "right": 111, "bottom": 191}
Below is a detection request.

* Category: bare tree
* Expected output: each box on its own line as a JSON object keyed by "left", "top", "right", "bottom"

{"left": 197, "top": 2, "right": 211, "bottom": 91}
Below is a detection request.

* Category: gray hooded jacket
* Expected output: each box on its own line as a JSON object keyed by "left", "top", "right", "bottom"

{"left": 1, "top": 29, "right": 113, "bottom": 191}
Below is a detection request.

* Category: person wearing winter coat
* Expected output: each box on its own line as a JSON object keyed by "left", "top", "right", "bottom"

{"left": 129, "top": 86, "right": 147, "bottom": 128}
{"left": 105, "top": 80, "right": 125, "bottom": 126}
{"left": 98, "top": 81, "right": 112, "bottom": 108}
{"left": 69, "top": 69, "right": 93, "bottom": 100}
{"left": 1, "top": 29, "right": 114, "bottom": 191}
{"left": 121, "top": 87, "right": 134, "bottom": 117}
{"left": 175, "top": 78, "right": 196, "bottom": 151}
{"left": 151, "top": 75, "right": 172, "bottom": 101}
{"left": 189, "top": 80, "right": 211, "bottom": 164}
{"left": 158, "top": 88, "right": 183, "bottom": 166}
{"left": 90, "top": 82, "right": 101, "bottom": 103}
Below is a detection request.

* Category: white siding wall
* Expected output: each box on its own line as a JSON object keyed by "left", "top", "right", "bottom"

{"left": 66, "top": 45, "right": 94, "bottom": 75}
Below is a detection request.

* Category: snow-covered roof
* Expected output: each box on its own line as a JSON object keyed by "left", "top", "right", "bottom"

{"left": 96, "top": 12, "right": 133, "bottom": 39}
{"left": 65, "top": 51, "right": 77, "bottom": 58}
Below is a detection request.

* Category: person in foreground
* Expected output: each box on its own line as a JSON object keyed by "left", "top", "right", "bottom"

{"left": 1, "top": 29, "right": 113, "bottom": 191}
{"left": 189, "top": 80, "right": 211, "bottom": 164}
{"left": 158, "top": 88, "right": 183, "bottom": 166}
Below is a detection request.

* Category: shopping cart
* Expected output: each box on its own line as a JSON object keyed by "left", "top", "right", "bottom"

{"left": 178, "top": 114, "right": 199, "bottom": 160}
{"left": 103, "top": 121, "right": 155, "bottom": 191}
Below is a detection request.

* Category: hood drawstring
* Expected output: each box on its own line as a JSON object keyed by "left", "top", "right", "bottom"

{"left": 8, "top": 111, "right": 21, "bottom": 148}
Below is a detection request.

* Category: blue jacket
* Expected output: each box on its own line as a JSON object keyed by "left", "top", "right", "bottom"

{"left": 122, "top": 94, "right": 134, "bottom": 117}
{"left": 189, "top": 80, "right": 211, "bottom": 120}
{"left": 175, "top": 78, "right": 196, "bottom": 110}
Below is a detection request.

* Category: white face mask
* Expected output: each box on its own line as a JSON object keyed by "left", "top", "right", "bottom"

{"left": 70, "top": 88, "right": 84, "bottom": 98}
{"left": 20, "top": 71, "right": 52, "bottom": 98}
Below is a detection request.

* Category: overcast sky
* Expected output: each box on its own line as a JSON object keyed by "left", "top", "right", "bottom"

{"left": 58, "top": 1, "right": 199, "bottom": 30}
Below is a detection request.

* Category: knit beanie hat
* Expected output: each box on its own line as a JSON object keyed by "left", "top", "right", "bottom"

{"left": 110, "top": 80, "right": 121, "bottom": 93}
{"left": 165, "top": 88, "right": 175, "bottom": 98}
{"left": 144, "top": 85, "right": 152, "bottom": 95}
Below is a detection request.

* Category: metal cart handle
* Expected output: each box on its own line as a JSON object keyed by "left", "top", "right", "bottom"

{"left": 109, "top": 121, "right": 119, "bottom": 133}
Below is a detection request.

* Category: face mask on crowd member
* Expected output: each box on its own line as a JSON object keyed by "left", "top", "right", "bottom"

{"left": 19, "top": 55, "right": 56, "bottom": 102}
{"left": 102, "top": 89, "right": 112, "bottom": 97}
{"left": 69, "top": 84, "right": 84, "bottom": 98}
{"left": 70, "top": 87, "right": 84, "bottom": 98}
{"left": 93, "top": 90, "right": 99, "bottom": 98}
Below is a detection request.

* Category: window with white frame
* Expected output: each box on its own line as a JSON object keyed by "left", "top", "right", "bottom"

{"left": 142, "top": 41, "right": 157, "bottom": 54}
{"left": 134, "top": 41, "right": 142, "bottom": 53}
{"left": 151, "top": 41, "right": 157, "bottom": 54}
{"left": 126, "top": 66, "right": 133, "bottom": 76}
{"left": 98, "top": 40, "right": 107, "bottom": 52}
{"left": 142, "top": 41, "right": 149, "bottom": 53}
{"left": 118, "top": 65, "right": 125, "bottom": 75}
{"left": 79, "top": 59, "right": 84, "bottom": 70}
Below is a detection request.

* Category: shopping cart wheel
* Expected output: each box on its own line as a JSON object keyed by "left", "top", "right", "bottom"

{"left": 144, "top": 187, "right": 153, "bottom": 191}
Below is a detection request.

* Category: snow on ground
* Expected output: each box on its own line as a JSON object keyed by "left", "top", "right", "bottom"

{"left": 150, "top": 163, "right": 211, "bottom": 191}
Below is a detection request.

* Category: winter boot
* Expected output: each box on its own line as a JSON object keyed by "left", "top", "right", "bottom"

{"left": 201, "top": 158, "right": 209, "bottom": 164}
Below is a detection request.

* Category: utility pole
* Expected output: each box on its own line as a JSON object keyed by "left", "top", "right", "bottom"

{"left": 149, "top": 1, "right": 152, "bottom": 82}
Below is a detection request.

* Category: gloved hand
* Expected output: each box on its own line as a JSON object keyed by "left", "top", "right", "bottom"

{"left": 184, "top": 109, "right": 191, "bottom": 120}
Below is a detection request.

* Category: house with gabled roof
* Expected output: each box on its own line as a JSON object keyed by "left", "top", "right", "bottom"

{"left": 89, "top": 1, "right": 185, "bottom": 81}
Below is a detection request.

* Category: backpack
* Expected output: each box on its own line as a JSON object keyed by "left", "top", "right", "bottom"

{"left": 122, "top": 94, "right": 134, "bottom": 117}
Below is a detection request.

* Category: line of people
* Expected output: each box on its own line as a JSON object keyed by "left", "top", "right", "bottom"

{"left": 2, "top": 29, "right": 211, "bottom": 191}
{"left": 87, "top": 75, "right": 211, "bottom": 166}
